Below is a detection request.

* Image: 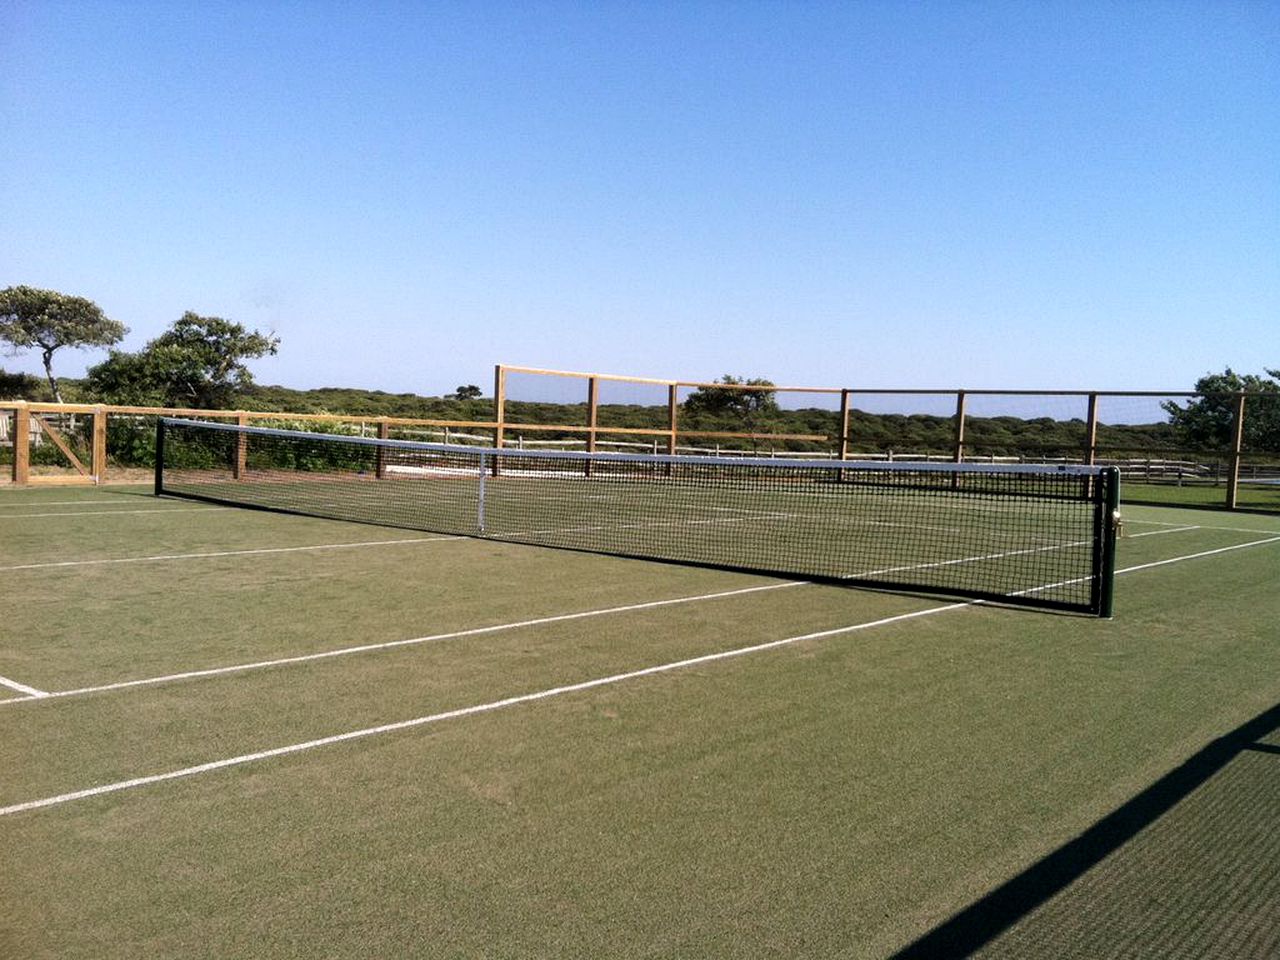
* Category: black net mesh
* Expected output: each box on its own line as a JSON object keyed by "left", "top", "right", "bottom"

{"left": 157, "top": 419, "right": 1118, "bottom": 613}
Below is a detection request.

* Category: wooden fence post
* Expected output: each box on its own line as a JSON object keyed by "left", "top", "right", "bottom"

{"left": 492, "top": 365, "right": 507, "bottom": 477}
{"left": 13, "top": 404, "right": 30, "bottom": 485}
{"left": 585, "top": 376, "right": 599, "bottom": 476}
{"left": 93, "top": 408, "right": 108, "bottom": 483}
{"left": 233, "top": 411, "right": 248, "bottom": 479}
{"left": 493, "top": 365, "right": 506, "bottom": 450}
{"left": 376, "top": 419, "right": 390, "bottom": 479}
{"left": 838, "top": 389, "right": 851, "bottom": 461}
{"left": 952, "top": 390, "right": 967, "bottom": 463}
{"left": 1225, "top": 391, "right": 1247, "bottom": 510}
{"left": 667, "top": 384, "right": 678, "bottom": 456}
{"left": 1084, "top": 393, "right": 1099, "bottom": 465}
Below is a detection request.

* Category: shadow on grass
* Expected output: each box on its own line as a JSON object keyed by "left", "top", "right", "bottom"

{"left": 891, "top": 700, "right": 1280, "bottom": 959}
{"left": 1123, "top": 494, "right": 1280, "bottom": 516}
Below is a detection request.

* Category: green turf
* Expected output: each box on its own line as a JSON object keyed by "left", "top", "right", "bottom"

{"left": 1, "top": 487, "right": 1278, "bottom": 958}
{"left": 1123, "top": 479, "right": 1280, "bottom": 512}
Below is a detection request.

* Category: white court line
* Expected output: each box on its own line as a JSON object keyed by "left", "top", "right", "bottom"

{"left": 852, "top": 523, "right": 1197, "bottom": 580}
{"left": 855, "top": 537, "right": 1090, "bottom": 579}
{"left": 0, "top": 601, "right": 963, "bottom": 817}
{"left": 0, "top": 507, "right": 223, "bottom": 519}
{"left": 0, "top": 675, "right": 48, "bottom": 698}
{"left": 0, "top": 535, "right": 465, "bottom": 573}
{"left": 0, "top": 499, "right": 136, "bottom": 508}
{"left": 0, "top": 581, "right": 805, "bottom": 705}
{"left": 4, "top": 533, "right": 1280, "bottom": 810}
{"left": 508, "top": 511, "right": 796, "bottom": 540}
{"left": 1126, "top": 518, "right": 1280, "bottom": 537}
{"left": 1113, "top": 535, "right": 1280, "bottom": 574}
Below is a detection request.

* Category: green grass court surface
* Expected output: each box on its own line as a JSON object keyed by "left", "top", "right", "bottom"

{"left": 1, "top": 485, "right": 1278, "bottom": 958}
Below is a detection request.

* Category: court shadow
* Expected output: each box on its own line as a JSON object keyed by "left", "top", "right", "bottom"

{"left": 891, "top": 700, "right": 1280, "bottom": 958}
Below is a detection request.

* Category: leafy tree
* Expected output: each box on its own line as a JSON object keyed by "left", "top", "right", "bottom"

{"left": 83, "top": 348, "right": 171, "bottom": 406}
{"left": 0, "top": 286, "right": 127, "bottom": 402}
{"left": 86, "top": 311, "right": 279, "bottom": 409}
{"left": 683, "top": 375, "right": 779, "bottom": 419}
{"left": 451, "top": 384, "right": 482, "bottom": 400}
{"left": 1162, "top": 368, "right": 1280, "bottom": 452}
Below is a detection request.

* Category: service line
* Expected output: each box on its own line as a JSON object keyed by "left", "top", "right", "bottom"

{"left": 1124, "top": 518, "right": 1280, "bottom": 537}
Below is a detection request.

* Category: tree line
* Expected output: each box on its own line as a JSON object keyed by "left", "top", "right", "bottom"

{"left": 2, "top": 284, "right": 1277, "bottom": 455}
{"left": 1, "top": 286, "right": 278, "bottom": 409}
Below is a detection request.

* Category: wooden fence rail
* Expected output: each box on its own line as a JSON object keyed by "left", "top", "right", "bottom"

{"left": 2, "top": 364, "right": 1275, "bottom": 513}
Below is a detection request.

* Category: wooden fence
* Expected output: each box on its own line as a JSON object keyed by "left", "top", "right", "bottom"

{"left": 2, "top": 364, "right": 1275, "bottom": 511}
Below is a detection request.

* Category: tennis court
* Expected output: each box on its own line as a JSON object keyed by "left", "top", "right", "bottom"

{"left": 2, "top": 480, "right": 1278, "bottom": 957}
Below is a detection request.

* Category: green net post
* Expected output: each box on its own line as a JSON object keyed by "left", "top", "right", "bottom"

{"left": 1098, "top": 466, "right": 1121, "bottom": 618}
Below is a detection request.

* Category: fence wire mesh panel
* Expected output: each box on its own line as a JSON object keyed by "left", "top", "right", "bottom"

{"left": 157, "top": 419, "right": 1118, "bottom": 614}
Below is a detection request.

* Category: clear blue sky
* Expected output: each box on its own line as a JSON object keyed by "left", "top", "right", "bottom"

{"left": 2, "top": 0, "right": 1276, "bottom": 396}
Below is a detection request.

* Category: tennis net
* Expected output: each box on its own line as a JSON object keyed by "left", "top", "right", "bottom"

{"left": 156, "top": 418, "right": 1120, "bottom": 615}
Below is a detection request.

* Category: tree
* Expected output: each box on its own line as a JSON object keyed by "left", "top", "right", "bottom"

{"left": 683, "top": 375, "right": 779, "bottom": 420}
{"left": 1162, "top": 368, "right": 1280, "bottom": 451}
{"left": 83, "top": 348, "right": 171, "bottom": 406}
{"left": 0, "top": 286, "right": 127, "bottom": 402}
{"left": 451, "top": 384, "right": 482, "bottom": 400}
{"left": 86, "top": 311, "right": 279, "bottom": 409}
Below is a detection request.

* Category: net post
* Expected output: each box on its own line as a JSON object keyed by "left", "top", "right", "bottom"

{"left": 1097, "top": 466, "right": 1121, "bottom": 618}
{"left": 12, "top": 403, "right": 30, "bottom": 485}
{"left": 153, "top": 418, "right": 166, "bottom": 497}
{"left": 1224, "top": 391, "right": 1246, "bottom": 510}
